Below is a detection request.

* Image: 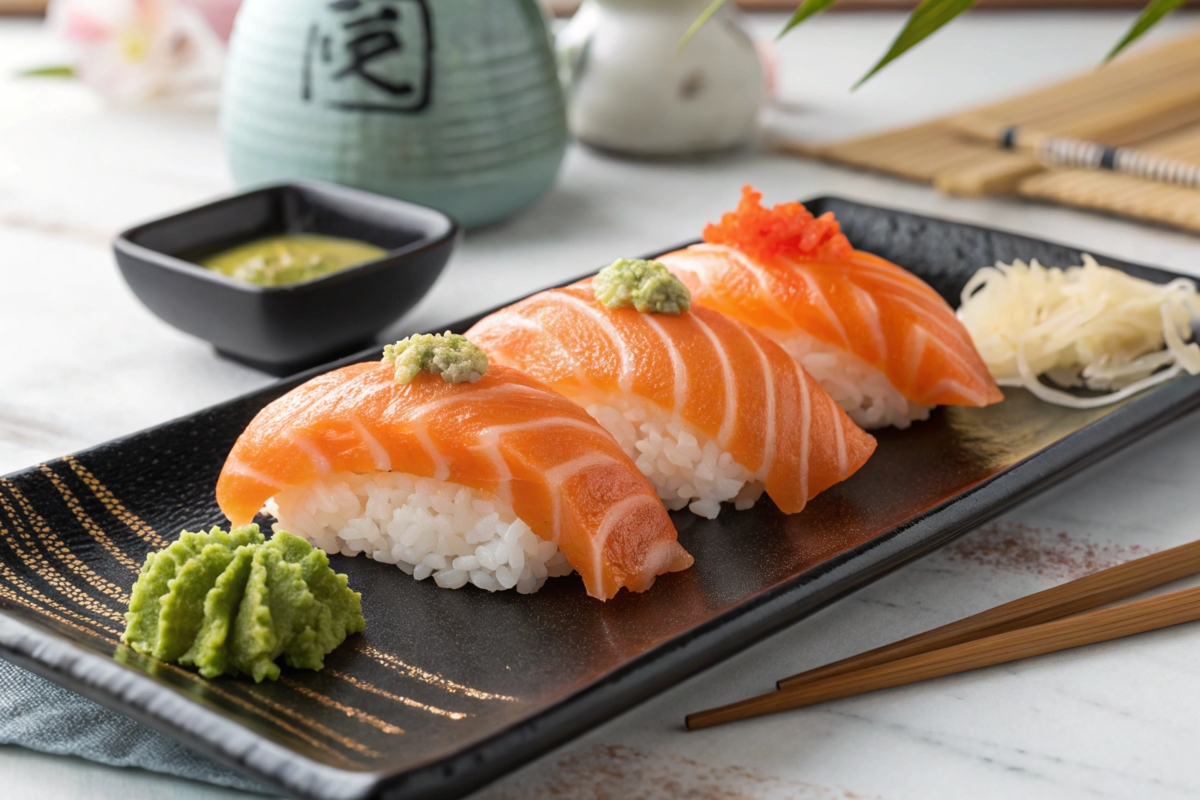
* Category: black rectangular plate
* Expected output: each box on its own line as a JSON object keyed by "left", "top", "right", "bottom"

{"left": 2, "top": 198, "right": 1198, "bottom": 800}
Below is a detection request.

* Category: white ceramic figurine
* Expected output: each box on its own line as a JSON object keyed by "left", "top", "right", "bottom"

{"left": 558, "top": 0, "right": 765, "bottom": 156}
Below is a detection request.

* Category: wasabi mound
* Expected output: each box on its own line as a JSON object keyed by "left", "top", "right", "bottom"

{"left": 122, "top": 525, "right": 364, "bottom": 682}
{"left": 593, "top": 258, "right": 690, "bottom": 314}
{"left": 384, "top": 332, "right": 489, "bottom": 385}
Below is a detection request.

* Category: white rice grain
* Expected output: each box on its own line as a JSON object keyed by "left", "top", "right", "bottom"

{"left": 264, "top": 472, "right": 572, "bottom": 594}
{"left": 777, "top": 332, "right": 931, "bottom": 430}
{"left": 584, "top": 396, "right": 764, "bottom": 520}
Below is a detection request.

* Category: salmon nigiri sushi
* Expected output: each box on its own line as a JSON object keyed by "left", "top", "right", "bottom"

{"left": 657, "top": 187, "right": 1004, "bottom": 429}
{"left": 216, "top": 334, "right": 693, "bottom": 601}
{"left": 466, "top": 260, "right": 876, "bottom": 519}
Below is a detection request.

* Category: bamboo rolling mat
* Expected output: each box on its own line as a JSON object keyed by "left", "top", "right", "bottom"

{"left": 788, "top": 30, "right": 1200, "bottom": 233}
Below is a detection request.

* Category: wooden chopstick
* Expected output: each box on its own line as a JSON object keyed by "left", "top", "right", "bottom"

{"left": 686, "top": 582, "right": 1200, "bottom": 731}
{"left": 776, "top": 538, "right": 1200, "bottom": 691}
{"left": 947, "top": 116, "right": 1200, "bottom": 191}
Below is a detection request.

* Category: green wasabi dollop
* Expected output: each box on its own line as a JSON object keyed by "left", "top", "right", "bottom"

{"left": 384, "top": 332, "right": 489, "bottom": 385}
{"left": 593, "top": 258, "right": 691, "bottom": 314}
{"left": 121, "top": 525, "right": 364, "bottom": 682}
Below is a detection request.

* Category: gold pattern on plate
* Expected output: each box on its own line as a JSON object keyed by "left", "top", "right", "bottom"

{"left": 2, "top": 457, "right": 499, "bottom": 763}
{"left": 0, "top": 555, "right": 123, "bottom": 638}
{"left": 0, "top": 462, "right": 392, "bottom": 765}
{"left": 358, "top": 645, "right": 518, "bottom": 702}
{"left": 38, "top": 465, "right": 142, "bottom": 573}
{"left": 0, "top": 576, "right": 120, "bottom": 643}
{"left": 0, "top": 487, "right": 127, "bottom": 622}
{"left": 0, "top": 480, "right": 131, "bottom": 605}
{"left": 281, "top": 677, "right": 405, "bottom": 734}
{"left": 223, "top": 683, "right": 383, "bottom": 759}
{"left": 62, "top": 457, "right": 168, "bottom": 549}
{"left": 326, "top": 669, "right": 469, "bottom": 720}
{"left": 150, "top": 661, "right": 369, "bottom": 765}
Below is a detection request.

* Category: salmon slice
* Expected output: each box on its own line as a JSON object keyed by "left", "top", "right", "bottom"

{"left": 657, "top": 187, "right": 1004, "bottom": 411}
{"left": 466, "top": 283, "right": 877, "bottom": 515}
{"left": 216, "top": 362, "right": 692, "bottom": 600}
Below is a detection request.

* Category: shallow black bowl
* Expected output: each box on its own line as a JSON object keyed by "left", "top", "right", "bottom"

{"left": 114, "top": 181, "right": 460, "bottom": 375}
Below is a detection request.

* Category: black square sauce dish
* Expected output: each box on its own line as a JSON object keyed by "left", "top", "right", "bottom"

{"left": 114, "top": 181, "right": 460, "bottom": 376}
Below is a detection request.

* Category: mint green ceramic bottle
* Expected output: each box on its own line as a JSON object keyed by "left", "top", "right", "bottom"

{"left": 221, "top": 0, "right": 568, "bottom": 228}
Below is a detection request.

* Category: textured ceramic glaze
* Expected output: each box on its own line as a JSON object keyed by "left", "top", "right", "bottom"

{"left": 221, "top": 0, "right": 568, "bottom": 229}
{"left": 559, "top": 0, "right": 764, "bottom": 155}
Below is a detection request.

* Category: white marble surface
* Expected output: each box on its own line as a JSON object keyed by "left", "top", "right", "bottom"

{"left": 3, "top": 10, "right": 1200, "bottom": 800}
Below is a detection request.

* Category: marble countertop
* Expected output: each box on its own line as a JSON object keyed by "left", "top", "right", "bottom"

{"left": 4, "top": 10, "right": 1200, "bottom": 800}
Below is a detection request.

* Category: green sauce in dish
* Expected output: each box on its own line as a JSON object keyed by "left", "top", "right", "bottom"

{"left": 201, "top": 234, "right": 388, "bottom": 287}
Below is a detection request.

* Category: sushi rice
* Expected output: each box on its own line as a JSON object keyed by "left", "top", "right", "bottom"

{"left": 585, "top": 395, "right": 765, "bottom": 519}
{"left": 777, "top": 332, "right": 931, "bottom": 430}
{"left": 265, "top": 471, "right": 573, "bottom": 594}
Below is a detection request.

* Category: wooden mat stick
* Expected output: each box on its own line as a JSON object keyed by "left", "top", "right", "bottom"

{"left": 975, "top": 33, "right": 1200, "bottom": 125}
{"left": 954, "top": 81, "right": 1200, "bottom": 148}
{"left": 1012, "top": 62, "right": 1200, "bottom": 136}
{"left": 686, "top": 583, "right": 1200, "bottom": 731}
{"left": 932, "top": 151, "right": 1041, "bottom": 195}
{"left": 777, "top": 539, "right": 1200, "bottom": 691}
{"left": 1056, "top": 82, "right": 1200, "bottom": 144}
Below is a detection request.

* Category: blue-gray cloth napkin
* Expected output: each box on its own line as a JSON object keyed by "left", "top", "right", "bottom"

{"left": 0, "top": 658, "right": 273, "bottom": 795}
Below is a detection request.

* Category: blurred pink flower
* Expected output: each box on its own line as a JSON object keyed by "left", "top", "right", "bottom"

{"left": 182, "top": 0, "right": 240, "bottom": 41}
{"left": 47, "top": 0, "right": 237, "bottom": 104}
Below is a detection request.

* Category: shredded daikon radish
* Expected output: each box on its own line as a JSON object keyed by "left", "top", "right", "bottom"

{"left": 957, "top": 255, "right": 1200, "bottom": 408}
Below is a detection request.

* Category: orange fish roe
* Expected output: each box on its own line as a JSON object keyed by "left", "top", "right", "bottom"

{"left": 703, "top": 185, "right": 852, "bottom": 263}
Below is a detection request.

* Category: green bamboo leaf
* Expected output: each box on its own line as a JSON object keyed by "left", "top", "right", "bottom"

{"left": 778, "top": 0, "right": 841, "bottom": 39}
{"left": 854, "top": 0, "right": 978, "bottom": 89}
{"left": 1105, "top": 0, "right": 1187, "bottom": 63}
{"left": 679, "top": 0, "right": 730, "bottom": 51}
{"left": 17, "top": 64, "right": 75, "bottom": 78}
